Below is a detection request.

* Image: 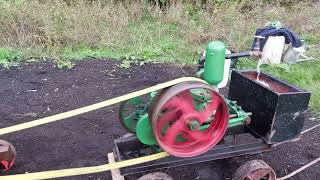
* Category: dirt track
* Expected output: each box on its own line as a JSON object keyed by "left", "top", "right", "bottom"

{"left": 0, "top": 59, "right": 319, "bottom": 180}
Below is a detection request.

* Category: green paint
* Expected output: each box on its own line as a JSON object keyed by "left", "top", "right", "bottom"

{"left": 121, "top": 112, "right": 139, "bottom": 132}
{"left": 228, "top": 117, "right": 247, "bottom": 127}
{"left": 128, "top": 97, "right": 143, "bottom": 105}
{"left": 225, "top": 99, "right": 250, "bottom": 127}
{"left": 136, "top": 114, "right": 157, "bottom": 145}
{"left": 203, "top": 41, "right": 226, "bottom": 85}
{"left": 190, "top": 89, "right": 211, "bottom": 111}
{"left": 119, "top": 96, "right": 149, "bottom": 133}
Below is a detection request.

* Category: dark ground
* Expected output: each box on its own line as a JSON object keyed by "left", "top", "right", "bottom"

{"left": 0, "top": 59, "right": 319, "bottom": 180}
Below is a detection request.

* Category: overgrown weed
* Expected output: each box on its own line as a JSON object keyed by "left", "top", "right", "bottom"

{"left": 0, "top": 0, "right": 319, "bottom": 65}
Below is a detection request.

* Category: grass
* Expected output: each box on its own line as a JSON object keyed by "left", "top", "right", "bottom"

{"left": 0, "top": 0, "right": 319, "bottom": 113}
{"left": 1, "top": 0, "right": 318, "bottom": 64}
{"left": 0, "top": 48, "right": 22, "bottom": 68}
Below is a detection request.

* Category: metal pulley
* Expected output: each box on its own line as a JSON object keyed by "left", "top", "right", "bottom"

{"left": 149, "top": 81, "right": 229, "bottom": 157}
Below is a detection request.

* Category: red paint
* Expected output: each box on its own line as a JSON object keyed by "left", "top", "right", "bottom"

{"left": 242, "top": 71, "right": 296, "bottom": 93}
{"left": 0, "top": 158, "right": 15, "bottom": 171}
{"left": 0, "top": 161, "right": 9, "bottom": 170}
{"left": 153, "top": 90, "right": 229, "bottom": 157}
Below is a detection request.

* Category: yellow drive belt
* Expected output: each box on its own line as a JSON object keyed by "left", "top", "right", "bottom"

{"left": 0, "top": 77, "right": 206, "bottom": 136}
{"left": 0, "top": 152, "right": 170, "bottom": 180}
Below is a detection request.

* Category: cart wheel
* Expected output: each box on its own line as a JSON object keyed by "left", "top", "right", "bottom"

{"left": 0, "top": 139, "right": 16, "bottom": 172}
{"left": 138, "top": 172, "right": 173, "bottom": 180}
{"left": 233, "top": 160, "right": 276, "bottom": 180}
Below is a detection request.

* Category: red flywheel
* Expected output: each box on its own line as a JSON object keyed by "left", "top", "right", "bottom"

{"left": 149, "top": 82, "right": 229, "bottom": 157}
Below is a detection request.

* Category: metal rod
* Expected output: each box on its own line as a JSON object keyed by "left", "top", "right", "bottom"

{"left": 226, "top": 51, "right": 251, "bottom": 59}
{"left": 229, "top": 112, "right": 252, "bottom": 119}
{"left": 277, "top": 157, "right": 320, "bottom": 180}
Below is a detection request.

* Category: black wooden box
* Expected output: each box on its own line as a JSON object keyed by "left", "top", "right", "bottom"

{"left": 228, "top": 70, "right": 311, "bottom": 144}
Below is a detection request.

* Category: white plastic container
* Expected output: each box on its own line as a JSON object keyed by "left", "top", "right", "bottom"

{"left": 217, "top": 49, "right": 231, "bottom": 89}
{"left": 261, "top": 36, "right": 285, "bottom": 65}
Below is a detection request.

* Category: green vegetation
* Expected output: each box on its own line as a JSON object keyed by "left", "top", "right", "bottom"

{"left": 0, "top": 0, "right": 319, "bottom": 113}
{"left": 0, "top": 48, "right": 22, "bottom": 68}
{"left": 1, "top": 0, "right": 318, "bottom": 64}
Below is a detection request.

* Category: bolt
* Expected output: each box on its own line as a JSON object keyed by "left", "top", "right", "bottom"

{"left": 189, "top": 120, "right": 200, "bottom": 131}
{"left": 245, "top": 117, "right": 252, "bottom": 125}
{"left": 212, "top": 110, "right": 217, "bottom": 116}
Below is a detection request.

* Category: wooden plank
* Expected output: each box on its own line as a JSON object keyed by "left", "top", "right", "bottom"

{"left": 107, "top": 152, "right": 125, "bottom": 180}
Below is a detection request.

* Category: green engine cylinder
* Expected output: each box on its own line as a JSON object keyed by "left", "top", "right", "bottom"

{"left": 203, "top": 41, "right": 226, "bottom": 85}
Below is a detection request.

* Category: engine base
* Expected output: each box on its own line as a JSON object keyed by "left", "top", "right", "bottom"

{"left": 113, "top": 132, "right": 271, "bottom": 176}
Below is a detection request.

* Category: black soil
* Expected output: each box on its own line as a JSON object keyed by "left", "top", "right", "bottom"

{"left": 0, "top": 59, "right": 319, "bottom": 180}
